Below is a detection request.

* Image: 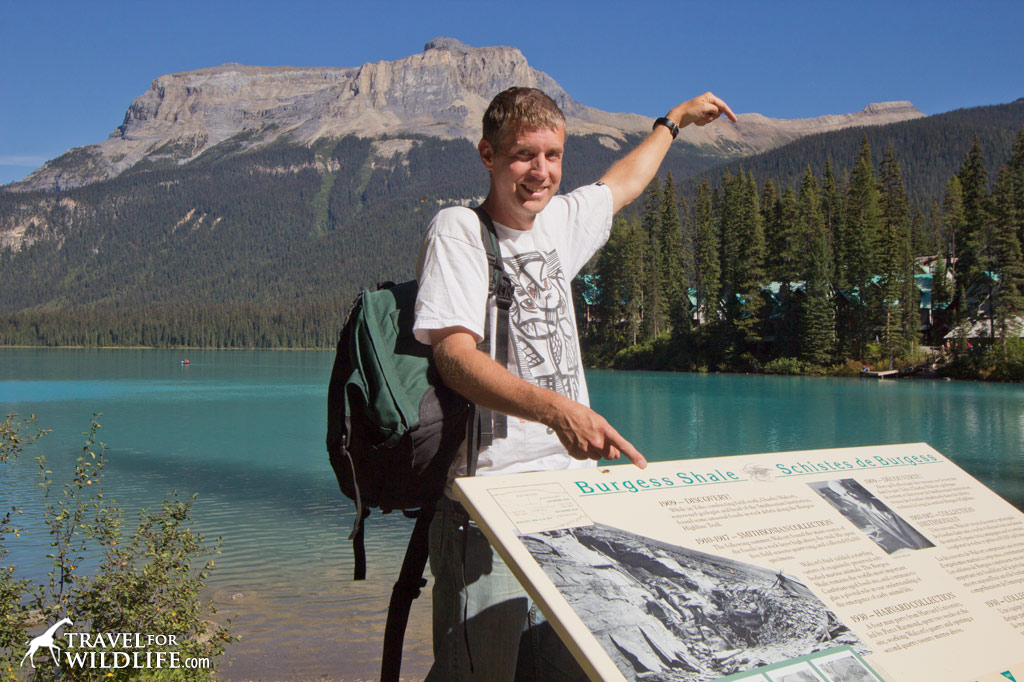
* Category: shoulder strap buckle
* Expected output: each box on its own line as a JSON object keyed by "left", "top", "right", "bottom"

{"left": 494, "top": 275, "right": 515, "bottom": 310}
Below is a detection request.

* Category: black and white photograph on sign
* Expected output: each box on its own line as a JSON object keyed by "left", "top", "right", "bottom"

{"left": 816, "top": 651, "right": 881, "bottom": 682}
{"left": 808, "top": 479, "right": 934, "bottom": 555}
{"left": 520, "top": 523, "right": 868, "bottom": 682}
{"left": 765, "top": 662, "right": 824, "bottom": 682}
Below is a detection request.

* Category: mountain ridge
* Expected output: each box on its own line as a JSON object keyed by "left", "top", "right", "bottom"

{"left": 5, "top": 38, "right": 922, "bottom": 192}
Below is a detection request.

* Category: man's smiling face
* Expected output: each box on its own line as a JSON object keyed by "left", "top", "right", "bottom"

{"left": 479, "top": 125, "right": 565, "bottom": 231}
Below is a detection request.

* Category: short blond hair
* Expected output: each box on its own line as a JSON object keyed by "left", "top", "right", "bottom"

{"left": 482, "top": 87, "right": 565, "bottom": 150}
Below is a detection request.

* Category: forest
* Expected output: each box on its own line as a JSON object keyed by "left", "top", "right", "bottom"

{"left": 581, "top": 126, "right": 1024, "bottom": 381}
{"left": 0, "top": 131, "right": 723, "bottom": 348}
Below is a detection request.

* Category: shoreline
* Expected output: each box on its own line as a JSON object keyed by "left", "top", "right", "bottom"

{"left": 3, "top": 344, "right": 1007, "bottom": 382}
{"left": 205, "top": 577, "right": 433, "bottom": 682}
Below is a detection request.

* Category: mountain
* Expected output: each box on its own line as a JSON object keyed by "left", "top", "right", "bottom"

{"left": 5, "top": 37, "right": 921, "bottom": 193}
{"left": 689, "top": 98, "right": 1024, "bottom": 207}
{"left": 0, "top": 38, "right": 958, "bottom": 349}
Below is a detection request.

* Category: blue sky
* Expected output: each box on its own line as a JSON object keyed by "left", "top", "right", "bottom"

{"left": 2, "top": 0, "right": 1022, "bottom": 185}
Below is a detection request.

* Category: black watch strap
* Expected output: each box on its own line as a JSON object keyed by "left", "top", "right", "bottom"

{"left": 653, "top": 116, "right": 679, "bottom": 139}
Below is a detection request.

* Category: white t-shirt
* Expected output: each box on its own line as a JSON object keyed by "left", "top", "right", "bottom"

{"left": 414, "top": 183, "right": 613, "bottom": 481}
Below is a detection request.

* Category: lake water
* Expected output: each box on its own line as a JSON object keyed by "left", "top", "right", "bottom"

{"left": 1, "top": 348, "right": 1022, "bottom": 679}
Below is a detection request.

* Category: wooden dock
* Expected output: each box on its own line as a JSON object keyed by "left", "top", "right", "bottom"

{"left": 860, "top": 369, "right": 899, "bottom": 378}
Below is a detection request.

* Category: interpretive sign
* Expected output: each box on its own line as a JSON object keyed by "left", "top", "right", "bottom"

{"left": 454, "top": 443, "right": 1024, "bottom": 682}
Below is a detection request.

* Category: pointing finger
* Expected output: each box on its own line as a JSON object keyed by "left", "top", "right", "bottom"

{"left": 709, "top": 93, "right": 738, "bottom": 123}
{"left": 606, "top": 427, "right": 647, "bottom": 469}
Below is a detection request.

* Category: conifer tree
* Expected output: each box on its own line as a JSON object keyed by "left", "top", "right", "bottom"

{"left": 822, "top": 158, "right": 843, "bottom": 253}
{"left": 694, "top": 180, "right": 721, "bottom": 326}
{"left": 719, "top": 171, "right": 741, "bottom": 299}
{"left": 719, "top": 170, "right": 766, "bottom": 359}
{"left": 878, "top": 145, "right": 915, "bottom": 363}
{"left": 773, "top": 183, "right": 804, "bottom": 358}
{"left": 931, "top": 261, "right": 948, "bottom": 306}
{"left": 1007, "top": 126, "right": 1024, "bottom": 250}
{"left": 744, "top": 170, "right": 768, "bottom": 345}
{"left": 910, "top": 203, "right": 931, "bottom": 256}
{"left": 942, "top": 175, "right": 965, "bottom": 261}
{"left": 932, "top": 256, "right": 952, "bottom": 329}
{"left": 927, "top": 201, "right": 944, "bottom": 256}
{"left": 955, "top": 138, "right": 992, "bottom": 322}
{"left": 780, "top": 186, "right": 802, "bottom": 281}
{"left": 837, "top": 136, "right": 881, "bottom": 360}
{"left": 640, "top": 178, "right": 663, "bottom": 339}
{"left": 798, "top": 166, "right": 835, "bottom": 365}
{"left": 990, "top": 165, "right": 1024, "bottom": 350}
{"left": 595, "top": 217, "right": 647, "bottom": 348}
{"left": 760, "top": 179, "right": 781, "bottom": 279}
{"left": 659, "top": 173, "right": 689, "bottom": 334}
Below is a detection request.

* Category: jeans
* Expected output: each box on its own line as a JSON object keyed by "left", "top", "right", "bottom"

{"left": 425, "top": 495, "right": 588, "bottom": 682}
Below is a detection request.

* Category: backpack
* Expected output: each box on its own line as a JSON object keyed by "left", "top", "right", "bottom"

{"left": 325, "top": 206, "right": 512, "bottom": 682}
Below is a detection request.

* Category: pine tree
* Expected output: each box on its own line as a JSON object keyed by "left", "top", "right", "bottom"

{"left": 595, "top": 217, "right": 648, "bottom": 349}
{"left": 837, "top": 136, "right": 881, "bottom": 360}
{"left": 640, "top": 178, "right": 663, "bottom": 339}
{"left": 878, "top": 145, "right": 915, "bottom": 364}
{"left": 798, "top": 166, "right": 835, "bottom": 364}
{"left": 719, "top": 170, "right": 766, "bottom": 360}
{"left": 774, "top": 186, "right": 802, "bottom": 283}
{"left": 910, "top": 203, "right": 932, "bottom": 257}
{"left": 941, "top": 175, "right": 965, "bottom": 261}
{"left": 990, "top": 165, "right": 1024, "bottom": 351}
{"left": 822, "top": 158, "right": 843, "bottom": 254}
{"left": 744, "top": 170, "right": 768, "bottom": 348}
{"left": 927, "top": 201, "right": 944, "bottom": 257}
{"left": 932, "top": 259, "right": 950, "bottom": 307}
{"left": 760, "top": 179, "right": 781, "bottom": 279}
{"left": 718, "top": 171, "right": 741, "bottom": 301}
{"left": 1007, "top": 126, "right": 1024, "bottom": 252}
{"left": 659, "top": 173, "right": 689, "bottom": 335}
{"left": 694, "top": 180, "right": 721, "bottom": 326}
{"left": 955, "top": 138, "right": 992, "bottom": 323}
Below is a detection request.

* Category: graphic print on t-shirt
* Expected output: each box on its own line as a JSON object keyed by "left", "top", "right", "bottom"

{"left": 504, "top": 249, "right": 580, "bottom": 401}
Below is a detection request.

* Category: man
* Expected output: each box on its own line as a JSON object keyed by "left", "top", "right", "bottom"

{"left": 414, "top": 86, "right": 735, "bottom": 681}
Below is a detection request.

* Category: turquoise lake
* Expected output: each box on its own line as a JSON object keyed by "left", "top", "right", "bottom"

{"left": 1, "top": 347, "right": 1022, "bottom": 678}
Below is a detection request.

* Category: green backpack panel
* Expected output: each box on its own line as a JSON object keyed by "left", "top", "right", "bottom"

{"left": 326, "top": 279, "right": 471, "bottom": 518}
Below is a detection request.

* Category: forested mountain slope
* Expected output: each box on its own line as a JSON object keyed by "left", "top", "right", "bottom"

{"left": 1, "top": 90, "right": 1019, "bottom": 348}
{"left": 691, "top": 99, "right": 1024, "bottom": 206}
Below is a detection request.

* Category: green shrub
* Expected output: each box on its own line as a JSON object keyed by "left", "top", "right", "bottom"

{"left": 988, "top": 338, "right": 1024, "bottom": 381}
{"left": 612, "top": 333, "right": 676, "bottom": 370}
{"left": 936, "top": 338, "right": 1024, "bottom": 381}
{"left": 762, "top": 357, "right": 827, "bottom": 376}
{"left": 1, "top": 415, "right": 48, "bottom": 682}
{"left": 0, "top": 415, "right": 232, "bottom": 681}
{"left": 832, "top": 359, "right": 869, "bottom": 377}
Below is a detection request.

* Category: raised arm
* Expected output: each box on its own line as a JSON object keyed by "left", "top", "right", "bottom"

{"left": 429, "top": 327, "right": 648, "bottom": 469}
{"left": 600, "top": 92, "right": 737, "bottom": 214}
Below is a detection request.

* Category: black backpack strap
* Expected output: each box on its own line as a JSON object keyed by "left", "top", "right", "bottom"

{"left": 469, "top": 206, "right": 513, "bottom": 476}
{"left": 380, "top": 500, "right": 435, "bottom": 682}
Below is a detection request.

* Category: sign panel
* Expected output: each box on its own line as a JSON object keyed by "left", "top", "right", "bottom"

{"left": 454, "top": 443, "right": 1024, "bottom": 682}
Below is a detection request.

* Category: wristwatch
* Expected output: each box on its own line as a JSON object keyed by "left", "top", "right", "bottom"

{"left": 653, "top": 116, "right": 679, "bottom": 139}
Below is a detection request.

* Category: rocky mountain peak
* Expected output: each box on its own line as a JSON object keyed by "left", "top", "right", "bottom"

{"left": 423, "top": 37, "right": 475, "bottom": 52}
{"left": 6, "top": 40, "right": 924, "bottom": 193}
